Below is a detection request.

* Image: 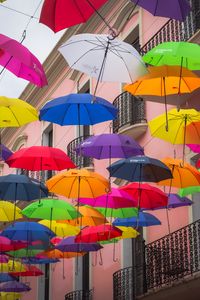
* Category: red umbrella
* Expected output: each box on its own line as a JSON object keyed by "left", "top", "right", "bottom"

{"left": 120, "top": 183, "right": 168, "bottom": 210}
{"left": 75, "top": 224, "right": 122, "bottom": 243}
{"left": 10, "top": 265, "right": 44, "bottom": 277}
{"left": 39, "top": 0, "right": 108, "bottom": 33}
{"left": 0, "top": 236, "right": 28, "bottom": 252}
{"left": 6, "top": 146, "right": 76, "bottom": 171}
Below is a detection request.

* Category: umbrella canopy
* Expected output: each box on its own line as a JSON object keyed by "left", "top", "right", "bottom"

{"left": 0, "top": 293, "right": 22, "bottom": 300}
{"left": 0, "top": 174, "right": 48, "bottom": 201}
{"left": 79, "top": 188, "right": 137, "bottom": 208}
{"left": 0, "top": 255, "right": 8, "bottom": 263}
{"left": 187, "top": 144, "right": 200, "bottom": 153}
{"left": 0, "top": 237, "right": 28, "bottom": 253}
{"left": 0, "top": 96, "right": 38, "bottom": 128}
{"left": 0, "top": 33, "right": 47, "bottom": 87}
{"left": 167, "top": 194, "right": 193, "bottom": 208}
{"left": 38, "top": 249, "right": 85, "bottom": 259}
{"left": 149, "top": 108, "right": 200, "bottom": 144}
{"left": 39, "top": 220, "right": 80, "bottom": 237}
{"left": 143, "top": 41, "right": 200, "bottom": 70}
{"left": 0, "top": 144, "right": 12, "bottom": 161}
{"left": 39, "top": 93, "right": 118, "bottom": 126}
{"left": 75, "top": 224, "right": 122, "bottom": 243}
{"left": 0, "top": 201, "right": 22, "bottom": 222}
{"left": 96, "top": 207, "right": 138, "bottom": 218}
{"left": 0, "top": 260, "right": 26, "bottom": 273}
{"left": 6, "top": 248, "right": 44, "bottom": 259}
{"left": 116, "top": 226, "right": 139, "bottom": 239}
{"left": 107, "top": 155, "right": 172, "bottom": 182}
{"left": 39, "top": 0, "right": 108, "bottom": 32}
{"left": 22, "top": 198, "right": 80, "bottom": 220}
{"left": 6, "top": 146, "right": 76, "bottom": 171}
{"left": 158, "top": 158, "right": 200, "bottom": 188}
{"left": 113, "top": 212, "right": 161, "bottom": 227}
{"left": 1, "top": 221, "right": 55, "bottom": 243}
{"left": 131, "top": 0, "right": 190, "bottom": 21}
{"left": 23, "top": 257, "right": 59, "bottom": 264}
{"left": 120, "top": 183, "right": 168, "bottom": 210}
{"left": 0, "top": 281, "right": 31, "bottom": 292}
{"left": 59, "top": 34, "right": 147, "bottom": 83}
{"left": 178, "top": 186, "right": 200, "bottom": 197}
{"left": 76, "top": 133, "right": 144, "bottom": 159}
{"left": 46, "top": 169, "right": 109, "bottom": 199}
{"left": 10, "top": 265, "right": 43, "bottom": 277}
{"left": 56, "top": 236, "right": 103, "bottom": 252}
{"left": 0, "top": 274, "right": 16, "bottom": 283}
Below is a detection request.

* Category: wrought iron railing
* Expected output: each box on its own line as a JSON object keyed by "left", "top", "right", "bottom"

{"left": 67, "top": 136, "right": 93, "bottom": 169}
{"left": 65, "top": 289, "right": 93, "bottom": 300}
{"left": 140, "top": 0, "right": 200, "bottom": 54}
{"left": 112, "top": 92, "right": 146, "bottom": 133}
{"left": 113, "top": 218, "right": 200, "bottom": 299}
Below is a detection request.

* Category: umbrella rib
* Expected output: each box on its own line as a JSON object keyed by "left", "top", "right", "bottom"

{"left": 8, "top": 108, "right": 21, "bottom": 127}
{"left": 84, "top": 177, "right": 96, "bottom": 198}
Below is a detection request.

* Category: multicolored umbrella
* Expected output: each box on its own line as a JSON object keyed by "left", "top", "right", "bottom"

{"left": 6, "top": 146, "right": 76, "bottom": 171}
{"left": 0, "top": 281, "right": 31, "bottom": 292}
{"left": 39, "top": 220, "right": 80, "bottom": 237}
{"left": 39, "top": 0, "right": 108, "bottom": 32}
{"left": 10, "top": 265, "right": 43, "bottom": 277}
{"left": 131, "top": 0, "right": 190, "bottom": 21}
{"left": 0, "top": 33, "right": 47, "bottom": 87}
{"left": 0, "top": 237, "right": 28, "bottom": 253}
{"left": 113, "top": 212, "right": 161, "bottom": 227}
{"left": 107, "top": 155, "right": 172, "bottom": 182}
{"left": 76, "top": 133, "right": 144, "bottom": 159}
{"left": 56, "top": 236, "right": 103, "bottom": 252}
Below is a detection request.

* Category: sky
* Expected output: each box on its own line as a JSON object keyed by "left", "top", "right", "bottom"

{"left": 0, "top": 0, "right": 64, "bottom": 97}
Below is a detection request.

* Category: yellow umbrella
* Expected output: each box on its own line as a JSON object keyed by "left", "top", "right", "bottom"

{"left": 0, "top": 260, "right": 25, "bottom": 273}
{"left": 38, "top": 220, "right": 80, "bottom": 237}
{"left": 0, "top": 96, "right": 38, "bottom": 127}
{"left": 0, "top": 201, "right": 22, "bottom": 222}
{"left": 116, "top": 226, "right": 139, "bottom": 239}
{"left": 0, "top": 293, "right": 22, "bottom": 300}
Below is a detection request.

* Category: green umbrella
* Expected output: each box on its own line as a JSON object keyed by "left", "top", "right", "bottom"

{"left": 143, "top": 42, "right": 200, "bottom": 70}
{"left": 178, "top": 186, "right": 200, "bottom": 197}
{"left": 100, "top": 238, "right": 119, "bottom": 245}
{"left": 6, "top": 248, "right": 43, "bottom": 258}
{"left": 22, "top": 198, "right": 80, "bottom": 220}
{"left": 96, "top": 207, "right": 138, "bottom": 218}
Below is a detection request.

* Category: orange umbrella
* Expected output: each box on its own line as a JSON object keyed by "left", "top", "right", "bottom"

{"left": 38, "top": 249, "right": 85, "bottom": 259}
{"left": 158, "top": 157, "right": 200, "bottom": 188}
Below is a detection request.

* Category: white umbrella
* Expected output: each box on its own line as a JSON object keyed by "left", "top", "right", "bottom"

{"left": 59, "top": 34, "right": 147, "bottom": 84}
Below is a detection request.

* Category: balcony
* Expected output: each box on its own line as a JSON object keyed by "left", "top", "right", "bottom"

{"left": 113, "top": 218, "right": 200, "bottom": 300}
{"left": 140, "top": 0, "right": 200, "bottom": 54}
{"left": 112, "top": 92, "right": 147, "bottom": 139}
{"left": 67, "top": 136, "right": 93, "bottom": 169}
{"left": 65, "top": 289, "right": 93, "bottom": 300}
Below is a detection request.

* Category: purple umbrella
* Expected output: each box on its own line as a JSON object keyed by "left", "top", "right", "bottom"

{"left": 0, "top": 281, "right": 31, "bottom": 292}
{"left": 131, "top": 0, "right": 191, "bottom": 21}
{"left": 0, "top": 144, "right": 13, "bottom": 161}
{"left": 0, "top": 255, "right": 9, "bottom": 263}
{"left": 76, "top": 133, "right": 144, "bottom": 159}
{"left": 56, "top": 236, "right": 103, "bottom": 252}
{"left": 187, "top": 144, "right": 200, "bottom": 153}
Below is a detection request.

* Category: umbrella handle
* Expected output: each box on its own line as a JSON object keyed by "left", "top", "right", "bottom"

{"left": 113, "top": 241, "right": 118, "bottom": 263}
{"left": 92, "top": 252, "right": 97, "bottom": 267}
{"left": 62, "top": 258, "right": 66, "bottom": 279}
{"left": 99, "top": 249, "right": 103, "bottom": 265}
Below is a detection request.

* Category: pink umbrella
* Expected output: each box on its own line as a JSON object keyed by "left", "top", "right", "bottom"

{"left": 187, "top": 144, "right": 200, "bottom": 153}
{"left": 0, "top": 33, "right": 47, "bottom": 87}
{"left": 79, "top": 187, "right": 137, "bottom": 208}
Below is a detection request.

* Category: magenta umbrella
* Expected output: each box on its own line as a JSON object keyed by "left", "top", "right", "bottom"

{"left": 187, "top": 144, "right": 200, "bottom": 153}
{"left": 79, "top": 187, "right": 137, "bottom": 208}
{"left": 0, "top": 33, "right": 47, "bottom": 87}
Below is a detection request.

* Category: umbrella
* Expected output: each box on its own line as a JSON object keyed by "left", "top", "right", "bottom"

{"left": 1, "top": 221, "right": 55, "bottom": 243}
{"left": 0, "top": 96, "right": 38, "bottom": 128}
{"left": 0, "top": 201, "right": 22, "bottom": 222}
{"left": 46, "top": 168, "right": 109, "bottom": 199}
{"left": 167, "top": 194, "right": 193, "bottom": 208}
{"left": 10, "top": 265, "right": 44, "bottom": 277}
{"left": 158, "top": 158, "right": 200, "bottom": 188}
{"left": 0, "top": 293, "right": 22, "bottom": 300}
{"left": 23, "top": 257, "right": 59, "bottom": 264}
{"left": 116, "top": 226, "right": 139, "bottom": 239}
{"left": 0, "top": 281, "right": 31, "bottom": 292}
{"left": 39, "top": 0, "right": 108, "bottom": 32}
{"left": 0, "top": 255, "right": 8, "bottom": 263}
{"left": 178, "top": 186, "right": 200, "bottom": 197}
{"left": 56, "top": 236, "right": 103, "bottom": 252}
{"left": 0, "top": 33, "right": 47, "bottom": 87}
{"left": 131, "top": 0, "right": 190, "bottom": 21}
{"left": 79, "top": 188, "right": 137, "bottom": 208}
{"left": 96, "top": 207, "right": 138, "bottom": 218}
{"left": 76, "top": 133, "right": 144, "bottom": 159}
{"left": 187, "top": 144, "right": 200, "bottom": 153}
{"left": 75, "top": 224, "right": 122, "bottom": 243}
{"left": 6, "top": 146, "right": 76, "bottom": 171}
{"left": 113, "top": 212, "right": 161, "bottom": 227}
{"left": 22, "top": 198, "right": 80, "bottom": 220}
{"left": 6, "top": 248, "right": 44, "bottom": 258}
{"left": 120, "top": 183, "right": 168, "bottom": 210}
{"left": 59, "top": 34, "right": 147, "bottom": 89}
{"left": 38, "top": 249, "right": 85, "bottom": 259}
{"left": 0, "top": 174, "right": 48, "bottom": 201}
{"left": 0, "top": 274, "right": 16, "bottom": 283}
{"left": 0, "top": 237, "right": 28, "bottom": 253}
{"left": 0, "top": 144, "right": 12, "bottom": 161}
{"left": 143, "top": 42, "right": 200, "bottom": 70}
{"left": 0, "top": 260, "right": 26, "bottom": 273}
{"left": 107, "top": 155, "right": 172, "bottom": 182}
{"left": 39, "top": 220, "right": 80, "bottom": 237}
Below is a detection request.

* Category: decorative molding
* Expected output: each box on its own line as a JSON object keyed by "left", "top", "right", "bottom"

{"left": 11, "top": 134, "right": 28, "bottom": 151}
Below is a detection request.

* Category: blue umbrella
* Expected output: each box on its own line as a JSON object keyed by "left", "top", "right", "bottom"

{"left": 107, "top": 155, "right": 172, "bottom": 182}
{"left": 23, "top": 257, "right": 59, "bottom": 264}
{"left": 0, "top": 144, "right": 13, "bottom": 161}
{"left": 39, "top": 93, "right": 118, "bottom": 126}
{"left": 1, "top": 222, "right": 55, "bottom": 243}
{"left": 113, "top": 212, "right": 161, "bottom": 227}
{"left": 0, "top": 273, "right": 16, "bottom": 283}
{"left": 0, "top": 174, "right": 48, "bottom": 201}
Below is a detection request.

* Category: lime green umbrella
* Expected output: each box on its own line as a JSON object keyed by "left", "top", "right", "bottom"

{"left": 22, "top": 198, "right": 81, "bottom": 220}
{"left": 143, "top": 42, "right": 200, "bottom": 70}
{"left": 178, "top": 186, "right": 200, "bottom": 197}
{"left": 6, "top": 248, "right": 43, "bottom": 258}
{"left": 100, "top": 238, "right": 119, "bottom": 245}
{"left": 96, "top": 207, "right": 138, "bottom": 218}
